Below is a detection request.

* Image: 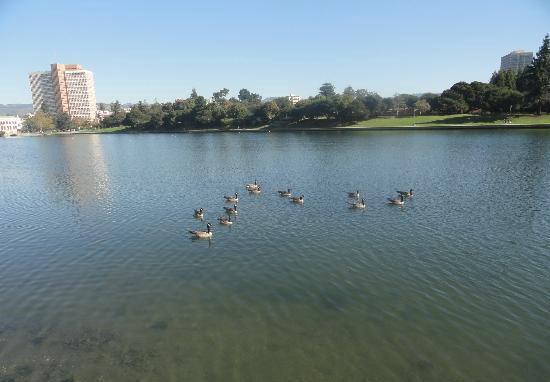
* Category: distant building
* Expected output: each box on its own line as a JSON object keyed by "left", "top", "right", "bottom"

{"left": 29, "top": 71, "right": 56, "bottom": 114}
{"left": 96, "top": 109, "right": 113, "bottom": 121}
{"left": 0, "top": 116, "right": 22, "bottom": 135}
{"left": 29, "top": 63, "right": 97, "bottom": 121}
{"left": 288, "top": 94, "right": 301, "bottom": 105}
{"left": 500, "top": 50, "right": 533, "bottom": 72}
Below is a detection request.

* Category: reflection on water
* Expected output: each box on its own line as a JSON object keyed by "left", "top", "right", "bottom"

{"left": 41, "top": 135, "right": 111, "bottom": 209}
{"left": 0, "top": 131, "right": 549, "bottom": 381}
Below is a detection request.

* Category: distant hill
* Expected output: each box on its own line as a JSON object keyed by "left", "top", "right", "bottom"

{"left": 0, "top": 103, "right": 134, "bottom": 115}
{"left": 0, "top": 104, "right": 33, "bottom": 116}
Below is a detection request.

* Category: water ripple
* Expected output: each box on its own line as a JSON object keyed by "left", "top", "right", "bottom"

{"left": 0, "top": 132, "right": 549, "bottom": 381}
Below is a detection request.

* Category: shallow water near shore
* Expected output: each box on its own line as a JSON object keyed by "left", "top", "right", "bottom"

{"left": 1, "top": 130, "right": 549, "bottom": 381}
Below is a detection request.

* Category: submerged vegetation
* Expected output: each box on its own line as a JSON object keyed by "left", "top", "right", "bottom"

{"left": 0, "top": 323, "right": 158, "bottom": 381}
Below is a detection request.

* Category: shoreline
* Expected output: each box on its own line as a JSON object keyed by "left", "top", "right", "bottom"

{"left": 98, "top": 123, "right": 550, "bottom": 133}
{"left": 267, "top": 123, "right": 550, "bottom": 132}
{"left": 14, "top": 123, "right": 550, "bottom": 137}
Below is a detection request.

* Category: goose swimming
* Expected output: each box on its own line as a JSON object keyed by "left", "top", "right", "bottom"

{"left": 193, "top": 208, "right": 204, "bottom": 219}
{"left": 224, "top": 192, "right": 239, "bottom": 203}
{"left": 218, "top": 215, "right": 233, "bottom": 225}
{"left": 223, "top": 204, "right": 238, "bottom": 214}
{"left": 278, "top": 188, "right": 292, "bottom": 197}
{"left": 387, "top": 195, "right": 405, "bottom": 206}
{"left": 189, "top": 223, "right": 213, "bottom": 239}
{"left": 291, "top": 195, "right": 304, "bottom": 204}
{"left": 245, "top": 180, "right": 259, "bottom": 190}
{"left": 396, "top": 189, "right": 413, "bottom": 197}
{"left": 349, "top": 198, "right": 367, "bottom": 209}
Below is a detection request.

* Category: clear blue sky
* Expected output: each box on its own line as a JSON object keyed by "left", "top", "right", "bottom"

{"left": 1, "top": 0, "right": 548, "bottom": 104}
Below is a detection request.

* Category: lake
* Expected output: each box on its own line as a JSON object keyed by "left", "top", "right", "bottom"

{"left": 0, "top": 131, "right": 549, "bottom": 381}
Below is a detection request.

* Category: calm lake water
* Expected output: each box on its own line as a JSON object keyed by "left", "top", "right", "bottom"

{"left": 1, "top": 131, "right": 549, "bottom": 381}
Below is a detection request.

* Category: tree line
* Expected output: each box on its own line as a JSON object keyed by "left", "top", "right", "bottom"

{"left": 23, "top": 35, "right": 549, "bottom": 132}
{"left": 436, "top": 35, "right": 549, "bottom": 115}
{"left": 411, "top": 34, "right": 549, "bottom": 116}
{"left": 23, "top": 103, "right": 96, "bottom": 133}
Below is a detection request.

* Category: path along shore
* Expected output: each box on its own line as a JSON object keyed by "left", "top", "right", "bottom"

{"left": 14, "top": 123, "right": 550, "bottom": 137}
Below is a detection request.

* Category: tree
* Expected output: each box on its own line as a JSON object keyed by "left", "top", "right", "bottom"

{"left": 437, "top": 97, "right": 469, "bottom": 114}
{"left": 73, "top": 117, "right": 95, "bottom": 130}
{"left": 435, "top": 82, "right": 486, "bottom": 113}
{"left": 483, "top": 86, "right": 524, "bottom": 113}
{"left": 518, "top": 34, "right": 550, "bottom": 114}
{"left": 238, "top": 88, "right": 251, "bottom": 102}
{"left": 362, "top": 92, "right": 384, "bottom": 116}
{"left": 414, "top": 99, "right": 431, "bottom": 115}
{"left": 354, "top": 89, "right": 369, "bottom": 98}
{"left": 98, "top": 103, "right": 106, "bottom": 111}
{"left": 23, "top": 111, "right": 55, "bottom": 132}
{"left": 55, "top": 113, "right": 75, "bottom": 131}
{"left": 468, "top": 81, "right": 491, "bottom": 111}
{"left": 437, "top": 90, "right": 469, "bottom": 114}
{"left": 311, "top": 97, "right": 336, "bottom": 119}
{"left": 490, "top": 70, "right": 518, "bottom": 90}
{"left": 258, "top": 101, "right": 280, "bottom": 123}
{"left": 249, "top": 93, "right": 262, "bottom": 103}
{"left": 125, "top": 105, "right": 151, "bottom": 129}
{"left": 270, "top": 97, "right": 293, "bottom": 119}
{"left": 319, "top": 83, "right": 336, "bottom": 97}
{"left": 292, "top": 98, "right": 323, "bottom": 120}
{"left": 190, "top": 96, "right": 209, "bottom": 127}
{"left": 190, "top": 88, "right": 199, "bottom": 99}
{"left": 100, "top": 100, "right": 127, "bottom": 128}
{"left": 212, "top": 88, "right": 230, "bottom": 102}
{"left": 227, "top": 102, "right": 249, "bottom": 123}
{"left": 195, "top": 107, "right": 214, "bottom": 126}
{"left": 449, "top": 82, "right": 475, "bottom": 109}
{"left": 238, "top": 88, "right": 261, "bottom": 103}
{"left": 146, "top": 103, "right": 164, "bottom": 130}
{"left": 335, "top": 97, "right": 368, "bottom": 123}
{"left": 419, "top": 93, "right": 440, "bottom": 112}
{"left": 111, "top": 100, "right": 122, "bottom": 115}
{"left": 392, "top": 94, "right": 405, "bottom": 116}
{"left": 382, "top": 97, "right": 394, "bottom": 113}
{"left": 401, "top": 94, "right": 419, "bottom": 109}
{"left": 349, "top": 99, "right": 368, "bottom": 121}
{"left": 343, "top": 86, "right": 355, "bottom": 97}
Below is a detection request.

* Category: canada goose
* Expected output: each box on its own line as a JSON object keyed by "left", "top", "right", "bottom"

{"left": 387, "top": 195, "right": 405, "bottom": 206}
{"left": 278, "top": 188, "right": 292, "bottom": 197}
{"left": 224, "top": 192, "right": 239, "bottom": 203}
{"left": 291, "top": 195, "right": 304, "bottom": 204}
{"left": 348, "top": 190, "right": 360, "bottom": 198}
{"left": 193, "top": 208, "right": 204, "bottom": 218}
{"left": 218, "top": 215, "right": 233, "bottom": 225}
{"left": 397, "top": 189, "right": 413, "bottom": 197}
{"left": 223, "top": 204, "right": 238, "bottom": 214}
{"left": 249, "top": 186, "right": 261, "bottom": 194}
{"left": 189, "top": 223, "right": 212, "bottom": 239}
{"left": 349, "top": 198, "right": 367, "bottom": 209}
{"left": 245, "top": 180, "right": 259, "bottom": 190}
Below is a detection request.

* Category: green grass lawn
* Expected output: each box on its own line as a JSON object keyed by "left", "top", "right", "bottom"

{"left": 351, "top": 114, "right": 550, "bottom": 128}
{"left": 507, "top": 114, "right": 550, "bottom": 124}
{"left": 70, "top": 116, "right": 550, "bottom": 134}
{"left": 77, "top": 125, "right": 129, "bottom": 133}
